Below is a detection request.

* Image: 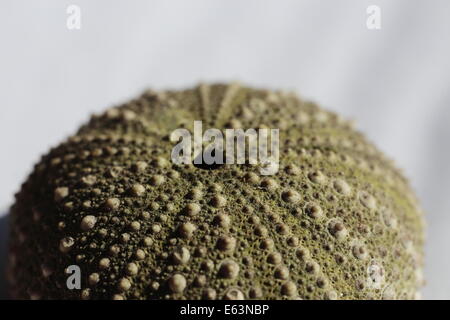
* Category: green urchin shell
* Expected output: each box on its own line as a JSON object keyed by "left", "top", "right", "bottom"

{"left": 7, "top": 83, "right": 425, "bottom": 300}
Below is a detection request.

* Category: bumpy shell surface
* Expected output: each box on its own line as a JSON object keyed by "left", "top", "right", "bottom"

{"left": 8, "top": 83, "right": 425, "bottom": 300}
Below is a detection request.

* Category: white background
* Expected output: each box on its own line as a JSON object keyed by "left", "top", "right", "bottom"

{"left": 0, "top": 0, "right": 449, "bottom": 299}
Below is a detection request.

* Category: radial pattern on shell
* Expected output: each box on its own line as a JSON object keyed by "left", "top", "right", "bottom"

{"left": 8, "top": 83, "right": 425, "bottom": 300}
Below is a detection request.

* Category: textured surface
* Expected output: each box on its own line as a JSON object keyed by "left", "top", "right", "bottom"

{"left": 8, "top": 84, "right": 425, "bottom": 300}
{"left": 1, "top": 1, "right": 449, "bottom": 299}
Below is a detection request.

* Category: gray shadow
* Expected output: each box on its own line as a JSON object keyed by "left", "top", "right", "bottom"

{"left": 0, "top": 212, "right": 9, "bottom": 299}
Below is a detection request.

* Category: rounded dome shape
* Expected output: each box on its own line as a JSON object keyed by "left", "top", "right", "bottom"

{"left": 7, "top": 83, "right": 425, "bottom": 300}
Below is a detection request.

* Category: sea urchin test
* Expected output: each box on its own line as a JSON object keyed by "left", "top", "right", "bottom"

{"left": 7, "top": 83, "right": 425, "bottom": 300}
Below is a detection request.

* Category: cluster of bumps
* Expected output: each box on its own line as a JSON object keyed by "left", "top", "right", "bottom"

{"left": 7, "top": 83, "right": 425, "bottom": 300}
